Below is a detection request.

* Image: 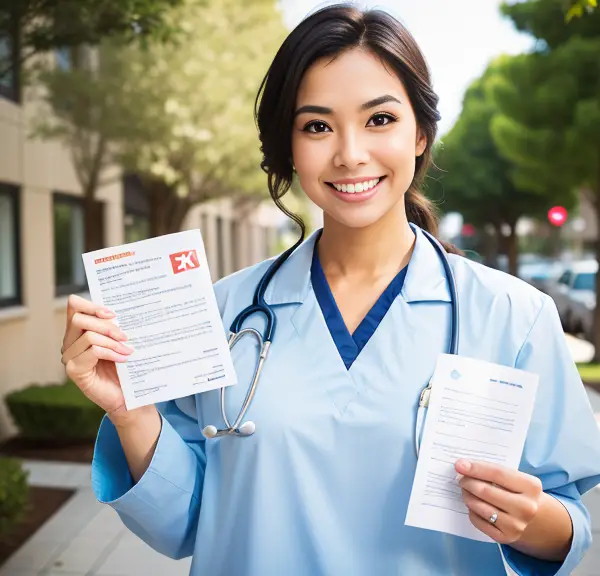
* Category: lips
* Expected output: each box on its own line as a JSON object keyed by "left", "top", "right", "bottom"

{"left": 326, "top": 176, "right": 386, "bottom": 194}
{"left": 325, "top": 176, "right": 386, "bottom": 203}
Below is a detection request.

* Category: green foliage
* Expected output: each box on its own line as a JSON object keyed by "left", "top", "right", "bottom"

{"left": 0, "top": 457, "right": 29, "bottom": 536}
{"left": 5, "top": 380, "right": 104, "bottom": 441}
{"left": 566, "top": 0, "right": 597, "bottom": 22}
{"left": 0, "top": 0, "right": 187, "bottom": 54}
{"left": 501, "top": 0, "right": 600, "bottom": 356}
{"left": 34, "top": 0, "right": 287, "bottom": 232}
{"left": 502, "top": 0, "right": 600, "bottom": 46}
{"left": 433, "top": 59, "right": 556, "bottom": 229}
{"left": 495, "top": 3, "right": 600, "bottom": 202}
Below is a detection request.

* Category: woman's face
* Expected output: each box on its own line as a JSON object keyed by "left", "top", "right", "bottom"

{"left": 291, "top": 48, "right": 427, "bottom": 229}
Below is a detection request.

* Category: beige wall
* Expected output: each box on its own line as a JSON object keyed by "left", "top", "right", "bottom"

{"left": 0, "top": 93, "right": 285, "bottom": 438}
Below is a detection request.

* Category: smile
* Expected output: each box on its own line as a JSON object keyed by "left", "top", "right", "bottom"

{"left": 326, "top": 176, "right": 386, "bottom": 194}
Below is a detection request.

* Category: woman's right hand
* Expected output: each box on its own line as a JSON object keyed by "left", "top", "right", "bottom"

{"left": 61, "top": 294, "right": 134, "bottom": 421}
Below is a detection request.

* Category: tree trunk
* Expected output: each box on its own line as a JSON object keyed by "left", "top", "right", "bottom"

{"left": 84, "top": 193, "right": 104, "bottom": 252}
{"left": 506, "top": 222, "right": 518, "bottom": 277}
{"left": 481, "top": 227, "right": 499, "bottom": 268}
{"left": 593, "top": 176, "right": 600, "bottom": 362}
{"left": 148, "top": 179, "right": 193, "bottom": 237}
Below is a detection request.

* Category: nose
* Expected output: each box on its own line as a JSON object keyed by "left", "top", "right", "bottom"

{"left": 333, "top": 129, "right": 370, "bottom": 170}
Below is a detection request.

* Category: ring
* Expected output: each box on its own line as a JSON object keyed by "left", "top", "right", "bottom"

{"left": 489, "top": 512, "right": 498, "bottom": 525}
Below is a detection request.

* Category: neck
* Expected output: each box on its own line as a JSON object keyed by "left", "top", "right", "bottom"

{"left": 318, "top": 202, "right": 415, "bottom": 279}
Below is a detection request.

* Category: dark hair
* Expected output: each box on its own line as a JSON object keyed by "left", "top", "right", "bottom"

{"left": 255, "top": 3, "right": 460, "bottom": 253}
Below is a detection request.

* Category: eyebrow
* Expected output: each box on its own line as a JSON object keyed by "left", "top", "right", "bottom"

{"left": 294, "top": 94, "right": 402, "bottom": 117}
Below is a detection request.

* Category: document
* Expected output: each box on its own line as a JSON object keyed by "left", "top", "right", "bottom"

{"left": 405, "top": 354, "right": 538, "bottom": 542}
{"left": 82, "top": 230, "right": 237, "bottom": 410}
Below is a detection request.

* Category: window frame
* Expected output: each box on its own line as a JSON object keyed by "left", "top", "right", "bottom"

{"left": 0, "top": 13, "right": 21, "bottom": 104}
{"left": 0, "top": 183, "right": 21, "bottom": 308}
{"left": 53, "top": 192, "right": 88, "bottom": 297}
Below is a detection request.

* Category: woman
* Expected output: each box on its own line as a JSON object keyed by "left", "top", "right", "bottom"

{"left": 61, "top": 5, "right": 600, "bottom": 575}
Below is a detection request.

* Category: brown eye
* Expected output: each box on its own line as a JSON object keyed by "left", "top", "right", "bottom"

{"left": 367, "top": 113, "right": 397, "bottom": 127}
{"left": 304, "top": 121, "right": 331, "bottom": 133}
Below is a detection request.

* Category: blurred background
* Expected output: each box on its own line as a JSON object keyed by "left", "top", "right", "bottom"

{"left": 0, "top": 1, "right": 600, "bottom": 575}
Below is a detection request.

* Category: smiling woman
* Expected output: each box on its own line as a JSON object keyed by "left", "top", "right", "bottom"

{"left": 59, "top": 4, "right": 600, "bottom": 576}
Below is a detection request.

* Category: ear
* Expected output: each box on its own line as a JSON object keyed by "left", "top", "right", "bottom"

{"left": 415, "top": 128, "right": 427, "bottom": 157}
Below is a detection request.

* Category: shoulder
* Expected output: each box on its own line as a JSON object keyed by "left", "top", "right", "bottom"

{"left": 212, "top": 256, "right": 275, "bottom": 313}
{"left": 448, "top": 254, "right": 551, "bottom": 330}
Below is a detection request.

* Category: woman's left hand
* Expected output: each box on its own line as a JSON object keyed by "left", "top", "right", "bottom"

{"left": 456, "top": 459, "right": 543, "bottom": 545}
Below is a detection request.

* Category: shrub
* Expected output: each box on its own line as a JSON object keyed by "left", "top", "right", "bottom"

{"left": 0, "top": 457, "right": 29, "bottom": 536}
{"left": 5, "top": 380, "right": 104, "bottom": 441}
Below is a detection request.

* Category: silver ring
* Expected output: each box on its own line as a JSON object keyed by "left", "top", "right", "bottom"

{"left": 489, "top": 512, "right": 498, "bottom": 525}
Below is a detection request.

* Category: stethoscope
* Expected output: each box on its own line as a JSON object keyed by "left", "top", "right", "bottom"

{"left": 201, "top": 226, "right": 460, "bottom": 457}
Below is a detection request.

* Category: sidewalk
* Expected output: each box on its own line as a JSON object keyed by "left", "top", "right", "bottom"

{"left": 0, "top": 461, "right": 191, "bottom": 576}
{"left": 2, "top": 333, "right": 598, "bottom": 575}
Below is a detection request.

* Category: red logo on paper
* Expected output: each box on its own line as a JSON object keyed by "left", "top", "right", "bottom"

{"left": 169, "top": 250, "right": 200, "bottom": 274}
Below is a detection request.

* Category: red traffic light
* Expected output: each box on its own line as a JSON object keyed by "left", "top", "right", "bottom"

{"left": 548, "top": 206, "right": 567, "bottom": 227}
{"left": 461, "top": 223, "right": 476, "bottom": 237}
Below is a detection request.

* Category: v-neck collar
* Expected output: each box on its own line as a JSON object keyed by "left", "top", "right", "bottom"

{"left": 264, "top": 224, "right": 452, "bottom": 306}
{"left": 310, "top": 238, "right": 409, "bottom": 370}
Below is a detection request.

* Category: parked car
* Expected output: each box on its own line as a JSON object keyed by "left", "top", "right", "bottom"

{"left": 495, "top": 254, "right": 564, "bottom": 293}
{"left": 545, "top": 260, "right": 597, "bottom": 340}
{"left": 518, "top": 260, "right": 564, "bottom": 293}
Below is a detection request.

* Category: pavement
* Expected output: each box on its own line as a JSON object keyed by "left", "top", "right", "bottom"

{"left": 1, "top": 334, "right": 599, "bottom": 576}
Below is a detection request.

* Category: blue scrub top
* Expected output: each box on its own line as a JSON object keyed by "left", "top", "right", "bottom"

{"left": 92, "top": 226, "right": 600, "bottom": 576}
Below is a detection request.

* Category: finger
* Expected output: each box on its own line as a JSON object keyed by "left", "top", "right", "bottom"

{"left": 462, "top": 490, "right": 506, "bottom": 533}
{"left": 64, "top": 312, "right": 127, "bottom": 353}
{"left": 62, "top": 331, "right": 134, "bottom": 365}
{"left": 459, "top": 477, "right": 520, "bottom": 512}
{"left": 455, "top": 460, "right": 536, "bottom": 494}
{"left": 65, "top": 346, "right": 129, "bottom": 380}
{"left": 467, "top": 509, "right": 513, "bottom": 544}
{"left": 64, "top": 296, "right": 116, "bottom": 351}
{"left": 462, "top": 490, "right": 528, "bottom": 544}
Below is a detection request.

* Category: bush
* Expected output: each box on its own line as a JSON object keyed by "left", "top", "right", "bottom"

{"left": 5, "top": 380, "right": 104, "bottom": 441}
{"left": 0, "top": 457, "right": 29, "bottom": 536}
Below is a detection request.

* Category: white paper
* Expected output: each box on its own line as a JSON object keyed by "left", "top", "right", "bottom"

{"left": 82, "top": 230, "right": 237, "bottom": 410}
{"left": 405, "top": 354, "right": 538, "bottom": 542}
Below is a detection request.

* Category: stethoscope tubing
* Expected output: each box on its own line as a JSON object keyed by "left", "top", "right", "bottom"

{"left": 203, "top": 227, "right": 460, "bottom": 446}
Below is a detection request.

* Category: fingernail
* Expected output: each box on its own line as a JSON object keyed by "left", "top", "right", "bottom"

{"left": 458, "top": 459, "right": 472, "bottom": 472}
{"left": 120, "top": 344, "right": 134, "bottom": 354}
{"left": 112, "top": 329, "right": 128, "bottom": 341}
{"left": 99, "top": 308, "right": 115, "bottom": 318}
{"left": 455, "top": 473, "right": 464, "bottom": 483}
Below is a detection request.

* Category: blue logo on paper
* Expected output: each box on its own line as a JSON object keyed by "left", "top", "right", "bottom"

{"left": 450, "top": 370, "right": 462, "bottom": 380}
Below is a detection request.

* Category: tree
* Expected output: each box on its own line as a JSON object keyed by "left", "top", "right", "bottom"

{"left": 498, "top": 0, "right": 600, "bottom": 357}
{"left": 566, "top": 0, "right": 597, "bottom": 21}
{"left": 33, "top": 0, "right": 286, "bottom": 244}
{"left": 432, "top": 59, "right": 570, "bottom": 275}
{"left": 0, "top": 0, "right": 186, "bottom": 84}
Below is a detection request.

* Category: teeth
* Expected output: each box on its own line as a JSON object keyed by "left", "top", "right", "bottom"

{"left": 332, "top": 178, "right": 380, "bottom": 194}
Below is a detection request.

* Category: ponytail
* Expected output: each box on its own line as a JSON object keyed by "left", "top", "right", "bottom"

{"left": 406, "top": 189, "right": 463, "bottom": 255}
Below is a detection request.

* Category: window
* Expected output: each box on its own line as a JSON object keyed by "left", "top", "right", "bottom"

{"left": 0, "top": 29, "right": 20, "bottom": 103}
{"left": 55, "top": 46, "right": 89, "bottom": 72}
{"left": 53, "top": 194, "right": 87, "bottom": 296}
{"left": 558, "top": 271, "right": 572, "bottom": 286}
{"left": 573, "top": 272, "right": 596, "bottom": 292}
{"left": 124, "top": 214, "right": 150, "bottom": 243}
{"left": 55, "top": 47, "right": 73, "bottom": 71}
{"left": 0, "top": 184, "right": 20, "bottom": 307}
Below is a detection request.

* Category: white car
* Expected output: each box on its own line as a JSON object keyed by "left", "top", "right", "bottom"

{"left": 546, "top": 260, "right": 597, "bottom": 340}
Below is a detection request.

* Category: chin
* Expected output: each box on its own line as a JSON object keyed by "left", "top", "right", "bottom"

{"left": 323, "top": 206, "right": 388, "bottom": 229}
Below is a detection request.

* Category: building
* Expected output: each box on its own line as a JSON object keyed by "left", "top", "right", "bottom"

{"left": 0, "top": 47, "right": 287, "bottom": 438}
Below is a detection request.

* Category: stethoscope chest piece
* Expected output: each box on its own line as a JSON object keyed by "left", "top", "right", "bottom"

{"left": 201, "top": 327, "right": 270, "bottom": 439}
